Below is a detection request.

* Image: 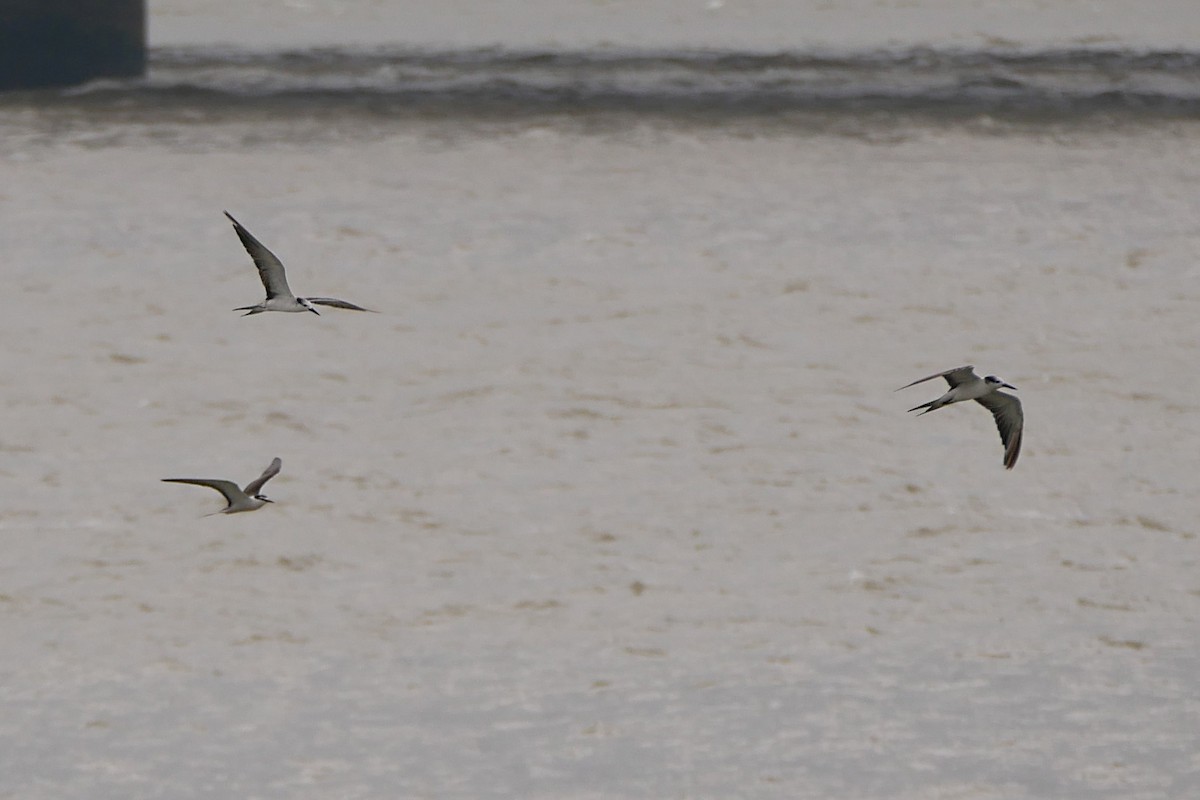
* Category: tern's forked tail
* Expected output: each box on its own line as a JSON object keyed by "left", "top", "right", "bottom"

{"left": 908, "top": 399, "right": 943, "bottom": 415}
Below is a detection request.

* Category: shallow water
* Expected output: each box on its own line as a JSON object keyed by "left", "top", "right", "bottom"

{"left": 3, "top": 5, "right": 1200, "bottom": 798}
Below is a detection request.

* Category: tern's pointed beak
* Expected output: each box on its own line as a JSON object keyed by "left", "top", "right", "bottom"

{"left": 309, "top": 307, "right": 320, "bottom": 316}
{"left": 1001, "top": 383, "right": 1017, "bottom": 390}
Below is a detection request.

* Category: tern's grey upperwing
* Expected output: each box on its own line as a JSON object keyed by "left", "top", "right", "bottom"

{"left": 224, "top": 211, "right": 295, "bottom": 300}
{"left": 306, "top": 297, "right": 377, "bottom": 312}
{"left": 974, "top": 391, "right": 1023, "bottom": 469}
{"left": 895, "top": 365, "right": 977, "bottom": 392}
{"left": 243, "top": 457, "right": 282, "bottom": 496}
{"left": 161, "top": 477, "right": 243, "bottom": 504}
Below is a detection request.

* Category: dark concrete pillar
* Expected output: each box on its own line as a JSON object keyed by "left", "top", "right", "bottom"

{"left": 0, "top": 0, "right": 144, "bottom": 90}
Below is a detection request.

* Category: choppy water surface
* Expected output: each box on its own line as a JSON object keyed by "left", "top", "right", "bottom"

{"left": 8, "top": 46, "right": 1200, "bottom": 123}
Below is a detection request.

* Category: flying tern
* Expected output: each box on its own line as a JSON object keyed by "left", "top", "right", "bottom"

{"left": 897, "top": 365, "right": 1023, "bottom": 469}
{"left": 162, "top": 457, "right": 282, "bottom": 514}
{"left": 224, "top": 211, "right": 376, "bottom": 315}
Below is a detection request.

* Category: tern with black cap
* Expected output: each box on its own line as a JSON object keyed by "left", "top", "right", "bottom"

{"left": 897, "top": 366, "right": 1023, "bottom": 469}
{"left": 224, "top": 211, "right": 376, "bottom": 316}
{"left": 162, "top": 457, "right": 282, "bottom": 514}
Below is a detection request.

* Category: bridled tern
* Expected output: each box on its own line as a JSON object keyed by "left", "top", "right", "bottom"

{"left": 224, "top": 211, "right": 376, "bottom": 315}
{"left": 897, "top": 365, "right": 1023, "bottom": 469}
{"left": 162, "top": 457, "right": 282, "bottom": 514}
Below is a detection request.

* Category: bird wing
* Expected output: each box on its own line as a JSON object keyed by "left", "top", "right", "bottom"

{"left": 896, "top": 365, "right": 976, "bottom": 391}
{"left": 306, "top": 297, "right": 377, "bottom": 312}
{"left": 243, "top": 457, "right": 282, "bottom": 496}
{"left": 162, "top": 477, "right": 244, "bottom": 504}
{"left": 224, "top": 212, "right": 295, "bottom": 300}
{"left": 974, "top": 391, "right": 1023, "bottom": 469}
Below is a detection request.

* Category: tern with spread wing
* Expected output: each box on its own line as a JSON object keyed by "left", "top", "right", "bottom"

{"left": 224, "top": 212, "right": 376, "bottom": 315}
{"left": 897, "top": 365, "right": 1023, "bottom": 469}
{"left": 162, "top": 457, "right": 282, "bottom": 514}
